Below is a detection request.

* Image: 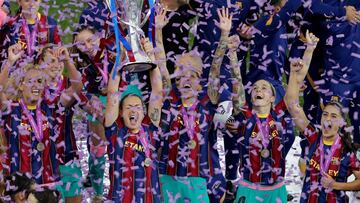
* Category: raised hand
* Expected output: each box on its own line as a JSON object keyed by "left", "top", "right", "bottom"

{"left": 54, "top": 47, "right": 71, "bottom": 62}
{"left": 155, "top": 6, "right": 169, "bottom": 30}
{"left": 217, "top": 7, "right": 232, "bottom": 34}
{"left": 345, "top": 6, "right": 360, "bottom": 24}
{"left": 305, "top": 30, "right": 319, "bottom": 50}
{"left": 290, "top": 59, "right": 305, "bottom": 73}
{"left": 141, "top": 37, "right": 155, "bottom": 62}
{"left": 228, "top": 35, "right": 240, "bottom": 51}
{"left": 8, "top": 44, "right": 24, "bottom": 65}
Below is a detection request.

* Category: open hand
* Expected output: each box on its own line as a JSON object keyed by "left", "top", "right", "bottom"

{"left": 155, "top": 6, "right": 169, "bottom": 29}
{"left": 217, "top": 7, "right": 232, "bottom": 34}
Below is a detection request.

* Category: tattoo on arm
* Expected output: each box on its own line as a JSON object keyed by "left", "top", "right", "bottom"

{"left": 208, "top": 35, "right": 229, "bottom": 104}
{"left": 229, "top": 51, "right": 245, "bottom": 115}
{"left": 150, "top": 108, "right": 160, "bottom": 122}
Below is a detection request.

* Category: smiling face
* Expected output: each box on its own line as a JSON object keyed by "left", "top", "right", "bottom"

{"left": 250, "top": 80, "right": 275, "bottom": 108}
{"left": 18, "top": 0, "right": 41, "bottom": 17}
{"left": 175, "top": 54, "right": 202, "bottom": 100}
{"left": 75, "top": 29, "right": 100, "bottom": 58}
{"left": 321, "top": 104, "right": 345, "bottom": 138}
{"left": 21, "top": 69, "right": 45, "bottom": 105}
{"left": 121, "top": 95, "right": 145, "bottom": 132}
{"left": 41, "top": 50, "right": 64, "bottom": 81}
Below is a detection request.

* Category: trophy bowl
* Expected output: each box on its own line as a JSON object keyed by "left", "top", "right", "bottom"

{"left": 122, "top": 61, "right": 157, "bottom": 73}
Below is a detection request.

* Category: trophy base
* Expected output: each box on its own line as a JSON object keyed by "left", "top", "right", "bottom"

{"left": 122, "top": 62, "right": 157, "bottom": 73}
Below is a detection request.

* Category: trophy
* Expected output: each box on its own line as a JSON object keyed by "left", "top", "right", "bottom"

{"left": 107, "top": 0, "right": 156, "bottom": 73}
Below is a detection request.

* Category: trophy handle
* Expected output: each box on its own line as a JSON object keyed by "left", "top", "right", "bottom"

{"left": 140, "top": 9, "right": 151, "bottom": 28}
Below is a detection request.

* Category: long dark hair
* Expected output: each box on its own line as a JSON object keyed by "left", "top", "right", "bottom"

{"left": 326, "top": 101, "right": 359, "bottom": 153}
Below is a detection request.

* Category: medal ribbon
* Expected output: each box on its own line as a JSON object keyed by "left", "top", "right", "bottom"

{"left": 319, "top": 135, "right": 341, "bottom": 174}
{"left": 45, "top": 77, "right": 63, "bottom": 102}
{"left": 20, "top": 99, "right": 43, "bottom": 143}
{"left": 255, "top": 116, "right": 271, "bottom": 148}
{"left": 95, "top": 51, "right": 109, "bottom": 86}
{"left": 137, "top": 127, "right": 150, "bottom": 158}
{"left": 181, "top": 102, "right": 198, "bottom": 142}
{"left": 21, "top": 18, "right": 38, "bottom": 56}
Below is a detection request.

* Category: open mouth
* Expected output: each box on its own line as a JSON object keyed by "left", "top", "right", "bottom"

{"left": 323, "top": 121, "right": 332, "bottom": 130}
{"left": 32, "top": 89, "right": 40, "bottom": 96}
{"left": 129, "top": 114, "right": 138, "bottom": 125}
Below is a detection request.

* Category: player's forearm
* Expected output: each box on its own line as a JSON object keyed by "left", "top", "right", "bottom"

{"left": 155, "top": 28, "right": 171, "bottom": 95}
{"left": 208, "top": 33, "right": 229, "bottom": 104}
{"left": 333, "top": 179, "right": 360, "bottom": 191}
{"left": 229, "top": 51, "right": 245, "bottom": 115}
{"left": 64, "top": 59, "right": 83, "bottom": 93}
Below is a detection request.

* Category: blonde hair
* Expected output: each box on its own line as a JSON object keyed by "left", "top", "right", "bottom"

{"left": 5, "top": 64, "right": 43, "bottom": 101}
{"left": 175, "top": 50, "right": 203, "bottom": 77}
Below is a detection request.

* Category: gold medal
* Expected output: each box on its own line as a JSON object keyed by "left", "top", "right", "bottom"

{"left": 261, "top": 149, "right": 270, "bottom": 158}
{"left": 37, "top": 142, "right": 45, "bottom": 152}
{"left": 188, "top": 140, "right": 197, "bottom": 150}
{"left": 144, "top": 157, "right": 152, "bottom": 167}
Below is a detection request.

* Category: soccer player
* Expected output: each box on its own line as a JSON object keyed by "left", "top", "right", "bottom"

{"left": 104, "top": 37, "right": 163, "bottom": 201}
{"left": 155, "top": 7, "right": 233, "bottom": 202}
{"left": 36, "top": 45, "right": 89, "bottom": 203}
{"left": 0, "top": 43, "right": 82, "bottom": 186}
{"left": 3, "top": 0, "right": 61, "bottom": 58}
{"left": 225, "top": 30, "right": 319, "bottom": 203}
{"left": 285, "top": 46, "right": 360, "bottom": 203}
{"left": 240, "top": 0, "right": 302, "bottom": 104}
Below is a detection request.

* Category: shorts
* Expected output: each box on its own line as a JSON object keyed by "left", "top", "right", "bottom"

{"left": 56, "top": 162, "right": 83, "bottom": 198}
{"left": 160, "top": 174, "right": 210, "bottom": 203}
{"left": 235, "top": 179, "right": 287, "bottom": 203}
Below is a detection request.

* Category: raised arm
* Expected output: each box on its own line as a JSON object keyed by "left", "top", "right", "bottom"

{"left": 227, "top": 35, "right": 245, "bottom": 115}
{"left": 208, "top": 7, "right": 232, "bottom": 104}
{"left": 105, "top": 67, "right": 121, "bottom": 127}
{"left": 154, "top": 6, "right": 172, "bottom": 97}
{"left": 284, "top": 31, "right": 319, "bottom": 132}
{"left": 57, "top": 47, "right": 84, "bottom": 108}
{"left": 141, "top": 38, "right": 163, "bottom": 127}
{"left": 0, "top": 44, "right": 24, "bottom": 106}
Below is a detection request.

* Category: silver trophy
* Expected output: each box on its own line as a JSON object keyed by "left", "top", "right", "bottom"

{"left": 107, "top": 0, "right": 156, "bottom": 73}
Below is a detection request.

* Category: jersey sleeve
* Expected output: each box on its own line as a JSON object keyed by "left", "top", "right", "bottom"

{"left": 255, "top": 0, "right": 302, "bottom": 34}
{"left": 308, "top": 0, "right": 346, "bottom": 18}
{"left": 349, "top": 152, "right": 360, "bottom": 173}
{"left": 302, "top": 123, "right": 320, "bottom": 145}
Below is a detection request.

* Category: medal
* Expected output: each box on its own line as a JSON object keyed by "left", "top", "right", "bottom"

{"left": 261, "top": 149, "right": 270, "bottom": 158}
{"left": 137, "top": 127, "right": 153, "bottom": 168}
{"left": 181, "top": 102, "right": 198, "bottom": 151}
{"left": 319, "top": 135, "right": 341, "bottom": 174}
{"left": 20, "top": 99, "right": 44, "bottom": 152}
{"left": 37, "top": 142, "right": 45, "bottom": 152}
{"left": 188, "top": 139, "right": 197, "bottom": 149}
{"left": 144, "top": 157, "right": 152, "bottom": 167}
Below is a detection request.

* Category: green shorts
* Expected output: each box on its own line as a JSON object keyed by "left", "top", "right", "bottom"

{"left": 87, "top": 95, "right": 107, "bottom": 123}
{"left": 160, "top": 174, "right": 210, "bottom": 203}
{"left": 235, "top": 179, "right": 287, "bottom": 203}
{"left": 56, "top": 162, "right": 83, "bottom": 198}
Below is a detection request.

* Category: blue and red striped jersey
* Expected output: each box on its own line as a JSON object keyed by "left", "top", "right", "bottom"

{"left": 233, "top": 99, "right": 294, "bottom": 185}
{"left": 1, "top": 100, "right": 61, "bottom": 184}
{"left": 158, "top": 89, "right": 219, "bottom": 179}
{"left": 105, "top": 117, "right": 162, "bottom": 203}
{"left": 300, "top": 124, "right": 360, "bottom": 203}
